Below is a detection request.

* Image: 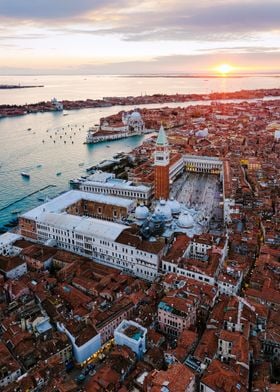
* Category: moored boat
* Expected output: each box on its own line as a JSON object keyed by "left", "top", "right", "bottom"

{"left": 11, "top": 209, "right": 21, "bottom": 214}
{"left": 21, "top": 172, "right": 30, "bottom": 178}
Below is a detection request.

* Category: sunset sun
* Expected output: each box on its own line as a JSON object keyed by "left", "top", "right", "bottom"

{"left": 216, "top": 63, "right": 234, "bottom": 75}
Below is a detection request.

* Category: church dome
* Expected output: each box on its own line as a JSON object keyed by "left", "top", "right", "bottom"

{"left": 135, "top": 203, "right": 149, "bottom": 220}
{"left": 167, "top": 197, "right": 181, "bottom": 215}
{"left": 195, "top": 127, "right": 209, "bottom": 138}
{"left": 129, "top": 111, "right": 142, "bottom": 120}
{"left": 178, "top": 211, "right": 194, "bottom": 228}
{"left": 154, "top": 199, "right": 172, "bottom": 222}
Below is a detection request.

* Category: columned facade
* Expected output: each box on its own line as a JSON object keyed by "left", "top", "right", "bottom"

{"left": 184, "top": 154, "right": 223, "bottom": 174}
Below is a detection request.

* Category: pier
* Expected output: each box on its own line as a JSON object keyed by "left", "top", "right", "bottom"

{"left": 85, "top": 130, "right": 146, "bottom": 144}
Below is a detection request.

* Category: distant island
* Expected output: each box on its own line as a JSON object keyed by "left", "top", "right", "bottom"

{"left": 0, "top": 84, "right": 44, "bottom": 89}
{"left": 123, "top": 74, "right": 246, "bottom": 78}
{"left": 123, "top": 73, "right": 280, "bottom": 78}
{"left": 0, "top": 88, "right": 279, "bottom": 118}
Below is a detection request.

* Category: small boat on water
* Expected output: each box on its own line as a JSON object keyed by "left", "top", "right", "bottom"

{"left": 37, "top": 164, "right": 42, "bottom": 168}
{"left": 106, "top": 145, "right": 110, "bottom": 148}
{"left": 21, "top": 172, "right": 30, "bottom": 178}
{"left": 27, "top": 128, "right": 32, "bottom": 131}
{"left": 11, "top": 209, "right": 21, "bottom": 215}
{"left": 56, "top": 172, "right": 62, "bottom": 176}
{"left": 78, "top": 163, "right": 84, "bottom": 167}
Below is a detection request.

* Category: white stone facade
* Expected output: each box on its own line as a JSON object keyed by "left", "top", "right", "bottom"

{"left": 4, "top": 262, "right": 27, "bottom": 280}
{"left": 184, "top": 154, "right": 223, "bottom": 174}
{"left": 24, "top": 213, "right": 162, "bottom": 281}
{"left": 57, "top": 322, "right": 101, "bottom": 364}
{"left": 78, "top": 181, "right": 151, "bottom": 205}
{"left": 114, "top": 320, "right": 147, "bottom": 359}
{"left": 0, "top": 233, "right": 22, "bottom": 257}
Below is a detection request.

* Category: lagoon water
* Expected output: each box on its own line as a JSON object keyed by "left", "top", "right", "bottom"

{"left": 0, "top": 74, "right": 279, "bottom": 105}
{"left": 0, "top": 74, "right": 279, "bottom": 228}
{"left": 0, "top": 106, "right": 150, "bottom": 229}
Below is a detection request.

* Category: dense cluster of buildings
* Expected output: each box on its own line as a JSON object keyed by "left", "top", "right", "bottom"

{"left": 0, "top": 95, "right": 279, "bottom": 391}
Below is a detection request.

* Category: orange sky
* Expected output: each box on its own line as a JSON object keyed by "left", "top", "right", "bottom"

{"left": 0, "top": 0, "right": 279, "bottom": 74}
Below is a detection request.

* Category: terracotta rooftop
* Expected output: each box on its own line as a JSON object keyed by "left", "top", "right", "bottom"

{"left": 163, "top": 234, "right": 191, "bottom": 263}
{"left": 0, "top": 255, "right": 25, "bottom": 273}
{"left": 21, "top": 244, "right": 57, "bottom": 261}
{"left": 13, "top": 239, "right": 35, "bottom": 249}
{"left": 145, "top": 363, "right": 195, "bottom": 392}
{"left": 159, "top": 295, "right": 197, "bottom": 316}
{"left": 116, "top": 227, "right": 165, "bottom": 254}
{"left": 65, "top": 320, "right": 98, "bottom": 347}
{"left": 201, "top": 359, "right": 248, "bottom": 392}
{"left": 0, "top": 341, "right": 21, "bottom": 376}
{"left": 194, "top": 329, "right": 218, "bottom": 362}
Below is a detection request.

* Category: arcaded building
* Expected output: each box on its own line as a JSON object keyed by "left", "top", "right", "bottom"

{"left": 19, "top": 190, "right": 165, "bottom": 281}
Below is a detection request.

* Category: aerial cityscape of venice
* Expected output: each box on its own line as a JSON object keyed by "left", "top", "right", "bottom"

{"left": 0, "top": 1, "right": 279, "bottom": 391}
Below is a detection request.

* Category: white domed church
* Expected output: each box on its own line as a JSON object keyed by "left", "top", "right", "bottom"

{"left": 122, "top": 110, "right": 145, "bottom": 133}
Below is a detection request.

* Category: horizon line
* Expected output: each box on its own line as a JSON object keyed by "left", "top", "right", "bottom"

{"left": 0, "top": 71, "right": 280, "bottom": 77}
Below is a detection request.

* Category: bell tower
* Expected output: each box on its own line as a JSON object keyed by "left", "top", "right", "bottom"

{"left": 154, "top": 125, "right": 170, "bottom": 200}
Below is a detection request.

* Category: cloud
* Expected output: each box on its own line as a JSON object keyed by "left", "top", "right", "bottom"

{"left": 0, "top": 43, "right": 17, "bottom": 48}
{"left": 0, "top": 0, "right": 279, "bottom": 40}
{"left": 196, "top": 46, "right": 280, "bottom": 54}
{"left": 0, "top": 0, "right": 116, "bottom": 20}
{"left": 1, "top": 52, "right": 279, "bottom": 75}
{"left": 105, "top": 1, "right": 280, "bottom": 41}
{"left": 0, "top": 0, "right": 279, "bottom": 74}
{"left": 0, "top": 33, "right": 46, "bottom": 40}
{"left": 37, "top": 0, "right": 279, "bottom": 46}
{"left": 76, "top": 52, "right": 280, "bottom": 74}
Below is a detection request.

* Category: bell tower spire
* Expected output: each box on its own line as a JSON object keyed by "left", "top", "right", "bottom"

{"left": 154, "top": 125, "right": 170, "bottom": 200}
